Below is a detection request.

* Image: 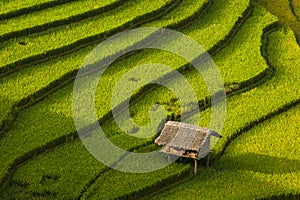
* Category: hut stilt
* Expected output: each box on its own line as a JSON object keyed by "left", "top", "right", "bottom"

{"left": 206, "top": 153, "right": 210, "bottom": 168}
{"left": 194, "top": 159, "right": 197, "bottom": 175}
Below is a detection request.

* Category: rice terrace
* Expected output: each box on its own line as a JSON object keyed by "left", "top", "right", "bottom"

{"left": 0, "top": 0, "right": 299, "bottom": 199}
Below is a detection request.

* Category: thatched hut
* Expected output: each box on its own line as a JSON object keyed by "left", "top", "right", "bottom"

{"left": 155, "top": 121, "right": 222, "bottom": 175}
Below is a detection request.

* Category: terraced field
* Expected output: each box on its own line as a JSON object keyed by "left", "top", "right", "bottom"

{"left": 0, "top": 0, "right": 299, "bottom": 199}
{"left": 254, "top": 0, "right": 300, "bottom": 43}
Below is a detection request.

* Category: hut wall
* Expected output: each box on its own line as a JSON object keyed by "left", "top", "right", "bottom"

{"left": 198, "top": 137, "right": 210, "bottom": 158}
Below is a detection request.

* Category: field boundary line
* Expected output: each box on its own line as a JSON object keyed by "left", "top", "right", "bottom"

{"left": 217, "top": 99, "right": 300, "bottom": 160}
{"left": 0, "top": 0, "right": 79, "bottom": 21}
{"left": 257, "top": 192, "right": 300, "bottom": 200}
{"left": 289, "top": 0, "right": 300, "bottom": 21}
{"left": 77, "top": 140, "right": 190, "bottom": 199}
{"left": 77, "top": 141, "right": 153, "bottom": 199}
{"left": 214, "top": 22, "right": 298, "bottom": 161}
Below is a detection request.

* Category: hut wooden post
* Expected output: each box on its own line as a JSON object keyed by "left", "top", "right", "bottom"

{"left": 206, "top": 153, "right": 210, "bottom": 168}
{"left": 194, "top": 159, "right": 197, "bottom": 175}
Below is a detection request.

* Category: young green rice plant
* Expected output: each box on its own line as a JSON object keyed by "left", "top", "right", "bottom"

{"left": 0, "top": 0, "right": 175, "bottom": 74}
{"left": 4, "top": 2, "right": 300, "bottom": 200}
{"left": 7, "top": 127, "right": 179, "bottom": 199}
{"left": 145, "top": 0, "right": 210, "bottom": 29}
{"left": 0, "top": 0, "right": 125, "bottom": 41}
{"left": 0, "top": 0, "right": 77, "bottom": 19}
{"left": 0, "top": 0, "right": 248, "bottom": 131}
{"left": 84, "top": 8, "right": 300, "bottom": 199}
{"left": 85, "top": 12, "right": 296, "bottom": 200}
{"left": 10, "top": 145, "right": 189, "bottom": 200}
{"left": 0, "top": 0, "right": 212, "bottom": 43}
{"left": 128, "top": 4, "right": 277, "bottom": 127}
{"left": 6, "top": 140, "right": 108, "bottom": 199}
{"left": 196, "top": 26, "right": 300, "bottom": 158}
{"left": 0, "top": 0, "right": 210, "bottom": 131}
{"left": 0, "top": 0, "right": 249, "bottom": 76}
{"left": 0, "top": 0, "right": 250, "bottom": 186}
{"left": 1, "top": 2, "right": 276, "bottom": 197}
{"left": 82, "top": 163, "right": 190, "bottom": 199}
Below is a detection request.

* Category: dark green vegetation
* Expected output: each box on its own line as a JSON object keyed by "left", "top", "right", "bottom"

{"left": 255, "top": 0, "right": 300, "bottom": 42}
{"left": 0, "top": 0, "right": 299, "bottom": 199}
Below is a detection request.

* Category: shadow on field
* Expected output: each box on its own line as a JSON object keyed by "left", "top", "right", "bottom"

{"left": 217, "top": 152, "right": 300, "bottom": 174}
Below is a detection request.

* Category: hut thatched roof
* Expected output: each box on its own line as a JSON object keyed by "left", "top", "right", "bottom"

{"left": 155, "top": 121, "right": 221, "bottom": 152}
